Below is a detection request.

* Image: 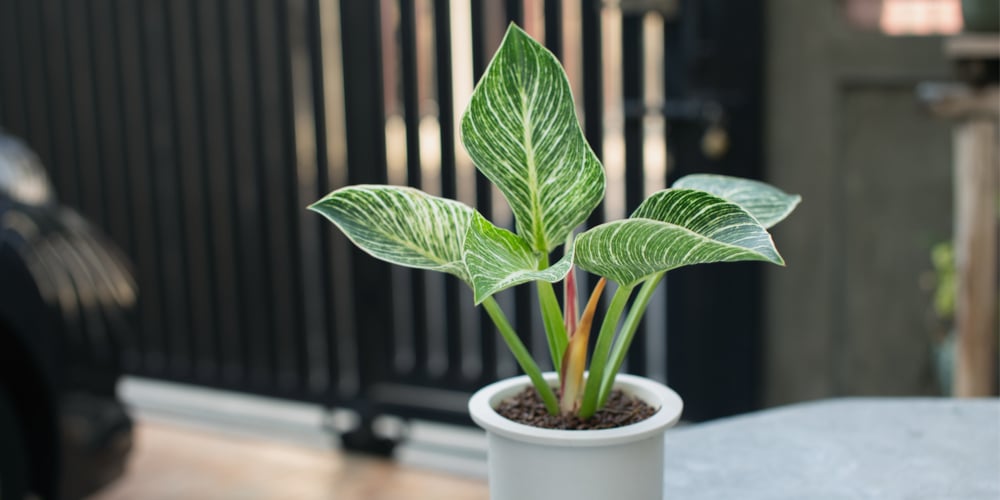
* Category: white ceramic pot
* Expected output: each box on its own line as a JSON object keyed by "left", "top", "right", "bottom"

{"left": 469, "top": 373, "right": 683, "bottom": 500}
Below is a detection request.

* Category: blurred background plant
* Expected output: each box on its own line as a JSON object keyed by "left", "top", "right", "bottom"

{"left": 925, "top": 241, "right": 956, "bottom": 395}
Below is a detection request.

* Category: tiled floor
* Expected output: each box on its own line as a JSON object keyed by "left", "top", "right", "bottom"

{"left": 91, "top": 419, "right": 489, "bottom": 500}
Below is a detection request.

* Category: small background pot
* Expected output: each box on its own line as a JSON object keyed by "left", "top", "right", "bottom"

{"left": 469, "top": 373, "right": 683, "bottom": 500}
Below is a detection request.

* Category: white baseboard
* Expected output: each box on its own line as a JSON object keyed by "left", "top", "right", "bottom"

{"left": 117, "top": 376, "right": 488, "bottom": 478}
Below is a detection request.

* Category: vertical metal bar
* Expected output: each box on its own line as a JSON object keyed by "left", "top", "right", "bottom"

{"left": 622, "top": 17, "right": 644, "bottom": 215}
{"left": 246, "top": 0, "right": 298, "bottom": 393}
{"left": 143, "top": 0, "right": 192, "bottom": 377}
{"left": 661, "top": 2, "right": 684, "bottom": 107}
{"left": 339, "top": 0, "right": 393, "bottom": 395}
{"left": 220, "top": 0, "right": 255, "bottom": 385}
{"left": 621, "top": 14, "right": 646, "bottom": 375}
{"left": 318, "top": 0, "right": 358, "bottom": 401}
{"left": 385, "top": 0, "right": 411, "bottom": 379}
{"left": 448, "top": 0, "right": 479, "bottom": 383}
{"left": 468, "top": 0, "right": 499, "bottom": 382}
{"left": 288, "top": 0, "right": 328, "bottom": 400}
{"left": 55, "top": 0, "right": 84, "bottom": 206}
{"left": 222, "top": 0, "right": 274, "bottom": 390}
{"left": 32, "top": 0, "right": 66, "bottom": 199}
{"left": 469, "top": 1, "right": 488, "bottom": 102}
{"left": 109, "top": 0, "right": 145, "bottom": 370}
{"left": 189, "top": 0, "right": 221, "bottom": 383}
{"left": 248, "top": 0, "right": 275, "bottom": 391}
{"left": 505, "top": 0, "right": 524, "bottom": 24}
{"left": 544, "top": 0, "right": 563, "bottom": 58}
{"left": 309, "top": 0, "right": 336, "bottom": 396}
{"left": 194, "top": 0, "right": 244, "bottom": 385}
{"left": 638, "top": 14, "right": 667, "bottom": 383}
{"left": 416, "top": 0, "right": 447, "bottom": 382}
{"left": 0, "top": 0, "right": 27, "bottom": 134}
{"left": 715, "top": 0, "right": 764, "bottom": 417}
{"left": 88, "top": 0, "right": 135, "bottom": 258}
{"left": 581, "top": 0, "right": 603, "bottom": 203}
{"left": 65, "top": 0, "right": 107, "bottom": 227}
{"left": 113, "top": 0, "right": 165, "bottom": 373}
{"left": 15, "top": 0, "right": 53, "bottom": 183}
{"left": 660, "top": 0, "right": 685, "bottom": 393}
{"left": 0, "top": 7, "right": 10, "bottom": 127}
{"left": 385, "top": 0, "right": 413, "bottom": 380}
{"left": 650, "top": 14, "right": 672, "bottom": 386}
{"left": 272, "top": 0, "right": 309, "bottom": 394}
{"left": 306, "top": 0, "right": 343, "bottom": 400}
{"left": 580, "top": 0, "right": 605, "bottom": 354}
{"left": 433, "top": 0, "right": 463, "bottom": 383}
{"left": 398, "top": 0, "right": 429, "bottom": 378}
{"left": 52, "top": 0, "right": 86, "bottom": 209}
{"left": 78, "top": 0, "right": 116, "bottom": 365}
{"left": 164, "top": 0, "right": 218, "bottom": 382}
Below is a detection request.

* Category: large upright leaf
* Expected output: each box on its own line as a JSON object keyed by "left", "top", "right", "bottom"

{"left": 461, "top": 24, "right": 605, "bottom": 253}
{"left": 464, "top": 212, "right": 574, "bottom": 304}
{"left": 575, "top": 189, "right": 783, "bottom": 286}
{"left": 309, "top": 185, "right": 473, "bottom": 282}
{"left": 672, "top": 174, "right": 801, "bottom": 228}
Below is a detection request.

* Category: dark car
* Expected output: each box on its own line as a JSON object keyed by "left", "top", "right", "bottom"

{"left": 0, "top": 131, "right": 134, "bottom": 499}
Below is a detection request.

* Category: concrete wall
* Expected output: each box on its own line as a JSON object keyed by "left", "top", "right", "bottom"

{"left": 763, "top": 0, "right": 954, "bottom": 405}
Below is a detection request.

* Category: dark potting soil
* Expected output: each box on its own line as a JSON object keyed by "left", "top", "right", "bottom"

{"left": 495, "top": 387, "right": 657, "bottom": 430}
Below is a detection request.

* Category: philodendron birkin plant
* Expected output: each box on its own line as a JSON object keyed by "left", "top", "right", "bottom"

{"left": 310, "top": 24, "right": 799, "bottom": 422}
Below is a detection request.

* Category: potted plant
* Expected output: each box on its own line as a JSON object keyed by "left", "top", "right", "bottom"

{"left": 310, "top": 24, "right": 799, "bottom": 500}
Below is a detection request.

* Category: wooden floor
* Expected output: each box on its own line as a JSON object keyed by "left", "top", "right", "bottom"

{"left": 91, "top": 419, "right": 488, "bottom": 500}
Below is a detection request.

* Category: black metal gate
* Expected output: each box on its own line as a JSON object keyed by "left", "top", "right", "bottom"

{"left": 0, "top": 0, "right": 764, "bottom": 446}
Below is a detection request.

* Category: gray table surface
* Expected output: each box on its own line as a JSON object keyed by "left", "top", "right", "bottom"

{"left": 662, "top": 398, "right": 1000, "bottom": 499}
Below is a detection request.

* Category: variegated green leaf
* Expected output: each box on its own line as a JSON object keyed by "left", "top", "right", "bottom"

{"left": 672, "top": 174, "right": 801, "bottom": 228}
{"left": 464, "top": 212, "right": 574, "bottom": 304}
{"left": 461, "top": 24, "right": 605, "bottom": 253}
{"left": 575, "top": 189, "right": 783, "bottom": 286}
{"left": 309, "top": 185, "right": 473, "bottom": 282}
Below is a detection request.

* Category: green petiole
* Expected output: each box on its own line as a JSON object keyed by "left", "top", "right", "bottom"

{"left": 597, "top": 272, "right": 665, "bottom": 408}
{"left": 536, "top": 279, "right": 567, "bottom": 373}
{"left": 576, "top": 282, "right": 635, "bottom": 419}
{"left": 481, "top": 296, "right": 560, "bottom": 414}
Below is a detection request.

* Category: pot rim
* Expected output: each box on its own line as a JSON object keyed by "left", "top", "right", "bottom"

{"left": 468, "top": 372, "right": 683, "bottom": 447}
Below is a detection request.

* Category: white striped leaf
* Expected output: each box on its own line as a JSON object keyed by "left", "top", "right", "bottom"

{"left": 464, "top": 212, "right": 573, "bottom": 304}
{"left": 575, "top": 189, "right": 783, "bottom": 287}
{"left": 672, "top": 174, "right": 801, "bottom": 228}
{"left": 309, "top": 185, "right": 473, "bottom": 283}
{"left": 461, "top": 24, "right": 605, "bottom": 253}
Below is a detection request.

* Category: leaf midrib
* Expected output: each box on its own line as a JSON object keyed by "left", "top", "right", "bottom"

{"left": 580, "top": 217, "right": 780, "bottom": 285}
{"left": 634, "top": 217, "right": 776, "bottom": 260}
{"left": 520, "top": 61, "right": 545, "bottom": 252}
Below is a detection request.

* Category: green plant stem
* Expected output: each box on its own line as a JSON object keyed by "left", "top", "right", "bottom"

{"left": 536, "top": 280, "right": 567, "bottom": 373}
{"left": 577, "top": 283, "right": 634, "bottom": 419}
{"left": 481, "top": 296, "right": 560, "bottom": 414}
{"left": 597, "top": 272, "right": 664, "bottom": 408}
